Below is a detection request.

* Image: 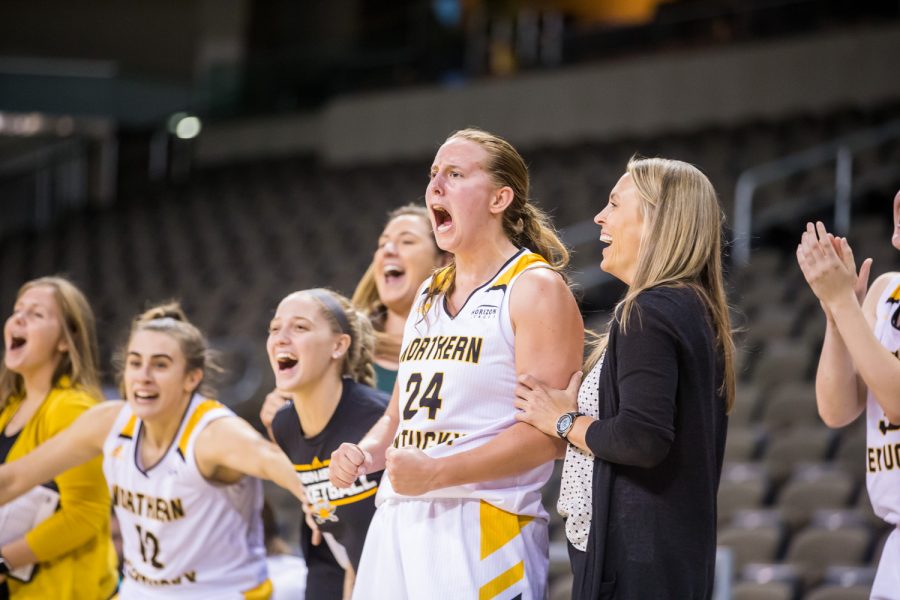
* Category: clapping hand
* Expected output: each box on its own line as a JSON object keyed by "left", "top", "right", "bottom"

{"left": 796, "top": 221, "right": 872, "bottom": 313}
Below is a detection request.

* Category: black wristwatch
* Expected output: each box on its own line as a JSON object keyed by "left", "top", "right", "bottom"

{"left": 555, "top": 411, "right": 584, "bottom": 440}
{"left": 0, "top": 551, "right": 10, "bottom": 576}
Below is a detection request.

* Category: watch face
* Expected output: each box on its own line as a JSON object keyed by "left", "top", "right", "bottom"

{"left": 556, "top": 414, "right": 573, "bottom": 434}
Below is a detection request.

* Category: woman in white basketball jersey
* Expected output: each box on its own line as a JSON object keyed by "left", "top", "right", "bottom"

{"left": 330, "top": 128, "right": 584, "bottom": 599}
{"left": 796, "top": 191, "right": 900, "bottom": 599}
{"left": 0, "top": 303, "right": 307, "bottom": 599}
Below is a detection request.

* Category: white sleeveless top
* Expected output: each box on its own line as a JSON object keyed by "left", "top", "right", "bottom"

{"left": 377, "top": 248, "right": 554, "bottom": 519}
{"left": 102, "top": 395, "right": 268, "bottom": 599}
{"left": 867, "top": 273, "right": 900, "bottom": 526}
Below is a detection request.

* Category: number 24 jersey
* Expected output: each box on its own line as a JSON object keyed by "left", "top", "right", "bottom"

{"left": 379, "top": 249, "right": 554, "bottom": 519}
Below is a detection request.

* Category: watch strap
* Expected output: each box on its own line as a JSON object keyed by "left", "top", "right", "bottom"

{"left": 560, "top": 411, "right": 585, "bottom": 440}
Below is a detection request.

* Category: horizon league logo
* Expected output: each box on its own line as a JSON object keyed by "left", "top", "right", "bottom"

{"left": 471, "top": 304, "right": 498, "bottom": 319}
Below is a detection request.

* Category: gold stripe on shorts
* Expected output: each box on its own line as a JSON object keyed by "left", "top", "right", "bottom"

{"left": 479, "top": 561, "right": 525, "bottom": 600}
{"left": 242, "top": 578, "right": 273, "bottom": 600}
{"left": 479, "top": 500, "right": 533, "bottom": 560}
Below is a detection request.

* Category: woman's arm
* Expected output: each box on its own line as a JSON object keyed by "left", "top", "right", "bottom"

{"left": 0, "top": 400, "right": 117, "bottom": 505}
{"left": 197, "top": 416, "right": 323, "bottom": 545}
{"left": 329, "top": 383, "right": 399, "bottom": 488}
{"left": 798, "top": 223, "right": 900, "bottom": 422}
{"left": 195, "top": 416, "right": 306, "bottom": 503}
{"left": 0, "top": 400, "right": 121, "bottom": 569}
{"left": 519, "top": 290, "right": 684, "bottom": 469}
{"left": 797, "top": 223, "right": 875, "bottom": 427}
{"left": 828, "top": 287, "right": 900, "bottom": 422}
{"left": 584, "top": 296, "right": 679, "bottom": 467}
{"left": 812, "top": 276, "right": 882, "bottom": 427}
{"left": 385, "top": 269, "right": 584, "bottom": 495}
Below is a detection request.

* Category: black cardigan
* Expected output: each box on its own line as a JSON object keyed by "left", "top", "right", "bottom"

{"left": 573, "top": 286, "right": 728, "bottom": 600}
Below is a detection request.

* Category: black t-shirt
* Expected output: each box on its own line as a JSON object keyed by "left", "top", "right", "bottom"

{"left": 271, "top": 378, "right": 387, "bottom": 599}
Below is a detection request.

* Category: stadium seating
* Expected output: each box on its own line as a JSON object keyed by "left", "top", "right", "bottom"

{"left": 1, "top": 103, "right": 900, "bottom": 599}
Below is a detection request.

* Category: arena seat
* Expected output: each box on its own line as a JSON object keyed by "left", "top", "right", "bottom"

{"left": 784, "top": 527, "right": 871, "bottom": 587}
{"left": 718, "top": 524, "right": 784, "bottom": 573}
{"left": 776, "top": 468, "right": 857, "bottom": 529}
{"left": 763, "top": 427, "right": 835, "bottom": 486}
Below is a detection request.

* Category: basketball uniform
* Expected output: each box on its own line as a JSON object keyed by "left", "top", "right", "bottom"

{"left": 270, "top": 378, "right": 387, "bottom": 600}
{"left": 102, "top": 395, "right": 270, "bottom": 599}
{"left": 867, "top": 274, "right": 900, "bottom": 599}
{"left": 353, "top": 248, "right": 553, "bottom": 600}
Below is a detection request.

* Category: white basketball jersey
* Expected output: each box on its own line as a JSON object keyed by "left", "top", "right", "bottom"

{"left": 102, "top": 395, "right": 269, "bottom": 599}
{"left": 867, "top": 273, "right": 900, "bottom": 526}
{"left": 378, "top": 248, "right": 554, "bottom": 519}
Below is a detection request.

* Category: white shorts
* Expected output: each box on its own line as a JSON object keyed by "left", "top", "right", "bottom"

{"left": 352, "top": 497, "right": 548, "bottom": 600}
{"left": 872, "top": 528, "right": 900, "bottom": 600}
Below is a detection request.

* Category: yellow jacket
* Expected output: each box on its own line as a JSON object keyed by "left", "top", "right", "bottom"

{"left": 0, "top": 377, "right": 118, "bottom": 600}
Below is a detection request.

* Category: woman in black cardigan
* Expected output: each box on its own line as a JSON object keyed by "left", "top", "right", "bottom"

{"left": 515, "top": 157, "right": 735, "bottom": 599}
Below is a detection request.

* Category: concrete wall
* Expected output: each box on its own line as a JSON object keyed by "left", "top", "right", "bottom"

{"left": 196, "top": 24, "right": 900, "bottom": 166}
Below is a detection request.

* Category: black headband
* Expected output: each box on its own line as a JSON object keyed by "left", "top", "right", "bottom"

{"left": 308, "top": 289, "right": 353, "bottom": 341}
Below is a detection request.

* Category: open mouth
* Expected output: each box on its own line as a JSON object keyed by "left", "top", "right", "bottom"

{"left": 432, "top": 206, "right": 453, "bottom": 233}
{"left": 384, "top": 264, "right": 406, "bottom": 285}
{"left": 8, "top": 336, "right": 26, "bottom": 351}
{"left": 133, "top": 391, "right": 159, "bottom": 403}
{"left": 276, "top": 353, "right": 299, "bottom": 371}
{"left": 599, "top": 232, "right": 613, "bottom": 246}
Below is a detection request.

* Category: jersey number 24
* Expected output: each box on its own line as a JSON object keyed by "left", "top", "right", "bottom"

{"left": 402, "top": 372, "right": 444, "bottom": 420}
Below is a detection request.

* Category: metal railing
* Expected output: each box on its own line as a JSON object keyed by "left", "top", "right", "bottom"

{"left": 0, "top": 138, "right": 88, "bottom": 236}
{"left": 0, "top": 134, "right": 118, "bottom": 238}
{"left": 732, "top": 119, "right": 900, "bottom": 267}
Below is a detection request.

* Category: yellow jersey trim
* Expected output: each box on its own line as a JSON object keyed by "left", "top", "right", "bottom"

{"left": 119, "top": 414, "right": 138, "bottom": 439}
{"left": 887, "top": 283, "right": 900, "bottom": 303}
{"left": 487, "top": 252, "right": 549, "bottom": 292}
{"left": 176, "top": 400, "right": 224, "bottom": 458}
{"left": 294, "top": 456, "right": 329, "bottom": 471}
{"left": 331, "top": 486, "right": 378, "bottom": 507}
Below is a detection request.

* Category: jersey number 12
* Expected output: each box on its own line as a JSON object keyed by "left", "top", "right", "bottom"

{"left": 136, "top": 525, "right": 165, "bottom": 568}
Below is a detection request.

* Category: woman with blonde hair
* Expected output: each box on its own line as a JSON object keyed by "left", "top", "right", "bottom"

{"left": 0, "top": 276, "right": 117, "bottom": 599}
{"left": 0, "top": 302, "right": 308, "bottom": 599}
{"left": 516, "top": 157, "right": 734, "bottom": 599}
{"left": 266, "top": 288, "right": 388, "bottom": 599}
{"left": 330, "top": 128, "right": 584, "bottom": 598}
{"left": 351, "top": 204, "right": 450, "bottom": 393}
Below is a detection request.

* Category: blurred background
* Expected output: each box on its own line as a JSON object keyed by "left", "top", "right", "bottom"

{"left": 2, "top": 1, "right": 900, "bottom": 598}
